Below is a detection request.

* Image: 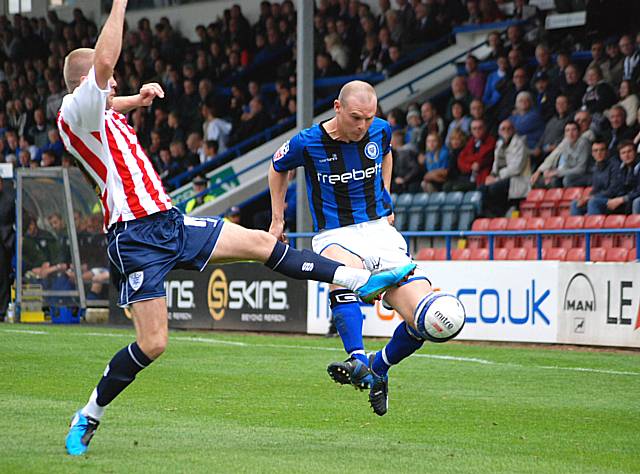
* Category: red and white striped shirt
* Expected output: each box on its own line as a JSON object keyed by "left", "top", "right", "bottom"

{"left": 57, "top": 67, "right": 172, "bottom": 230}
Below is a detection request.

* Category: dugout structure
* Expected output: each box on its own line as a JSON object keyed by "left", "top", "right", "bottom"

{"left": 15, "top": 168, "right": 110, "bottom": 320}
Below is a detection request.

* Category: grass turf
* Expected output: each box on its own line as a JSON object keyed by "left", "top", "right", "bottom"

{"left": 0, "top": 324, "right": 639, "bottom": 473}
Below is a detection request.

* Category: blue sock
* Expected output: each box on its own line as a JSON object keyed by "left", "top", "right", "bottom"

{"left": 372, "top": 322, "right": 424, "bottom": 377}
{"left": 96, "top": 342, "right": 153, "bottom": 406}
{"left": 265, "top": 240, "right": 340, "bottom": 283}
{"left": 330, "top": 289, "right": 368, "bottom": 365}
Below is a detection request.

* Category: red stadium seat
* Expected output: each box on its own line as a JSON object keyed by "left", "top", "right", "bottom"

{"left": 527, "top": 247, "right": 540, "bottom": 260}
{"left": 590, "top": 247, "right": 607, "bottom": 262}
{"left": 558, "top": 187, "right": 584, "bottom": 216}
{"left": 415, "top": 248, "right": 435, "bottom": 260}
{"left": 468, "top": 218, "right": 490, "bottom": 249}
{"left": 434, "top": 247, "right": 447, "bottom": 260}
{"left": 507, "top": 247, "right": 527, "bottom": 260}
{"left": 566, "top": 248, "right": 586, "bottom": 261}
{"left": 543, "top": 216, "right": 564, "bottom": 248}
{"left": 520, "top": 189, "right": 546, "bottom": 217}
{"left": 539, "top": 188, "right": 564, "bottom": 217}
{"left": 452, "top": 248, "right": 471, "bottom": 260}
{"left": 522, "top": 217, "right": 545, "bottom": 248}
{"left": 582, "top": 187, "right": 592, "bottom": 198}
{"left": 605, "top": 247, "right": 629, "bottom": 262}
{"left": 620, "top": 214, "right": 640, "bottom": 249}
{"left": 544, "top": 247, "right": 568, "bottom": 261}
{"left": 488, "top": 218, "right": 508, "bottom": 250}
{"left": 628, "top": 248, "right": 637, "bottom": 261}
{"left": 601, "top": 215, "right": 626, "bottom": 248}
{"left": 584, "top": 214, "right": 606, "bottom": 247}
{"left": 559, "top": 215, "right": 585, "bottom": 249}
{"left": 497, "top": 217, "right": 527, "bottom": 249}
{"left": 469, "top": 248, "right": 489, "bottom": 260}
{"left": 493, "top": 247, "right": 509, "bottom": 260}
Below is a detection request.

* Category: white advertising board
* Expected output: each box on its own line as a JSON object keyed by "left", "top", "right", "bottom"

{"left": 308, "top": 261, "right": 560, "bottom": 344}
{"left": 558, "top": 263, "right": 640, "bottom": 348}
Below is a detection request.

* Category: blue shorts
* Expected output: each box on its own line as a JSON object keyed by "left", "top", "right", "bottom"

{"left": 107, "top": 208, "right": 224, "bottom": 307}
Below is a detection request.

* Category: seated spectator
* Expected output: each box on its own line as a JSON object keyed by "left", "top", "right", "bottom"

{"left": 28, "top": 108, "right": 48, "bottom": 149}
{"left": 575, "top": 110, "right": 596, "bottom": 143}
{"left": 483, "top": 55, "right": 509, "bottom": 108}
{"left": 230, "top": 97, "right": 271, "bottom": 146}
{"left": 442, "top": 128, "right": 468, "bottom": 192}
{"left": 532, "top": 95, "right": 571, "bottom": 168}
{"left": 186, "top": 132, "right": 205, "bottom": 165}
{"left": 496, "top": 67, "right": 530, "bottom": 122}
{"left": 486, "top": 32, "right": 505, "bottom": 60}
{"left": 445, "top": 100, "right": 471, "bottom": 147}
{"left": 532, "top": 71, "right": 557, "bottom": 122}
{"left": 505, "top": 24, "right": 533, "bottom": 57}
{"left": 469, "top": 99, "right": 486, "bottom": 122}
{"left": 420, "top": 131, "right": 450, "bottom": 192}
{"left": 510, "top": 91, "right": 545, "bottom": 150}
{"left": 582, "top": 65, "right": 617, "bottom": 116}
{"left": 445, "top": 76, "right": 473, "bottom": 122}
{"left": 417, "top": 101, "right": 445, "bottom": 152}
{"left": 454, "top": 119, "right": 496, "bottom": 191}
{"left": 170, "top": 140, "right": 198, "bottom": 171}
{"left": 156, "top": 147, "right": 183, "bottom": 188}
{"left": 201, "top": 103, "right": 232, "bottom": 153}
{"left": 560, "top": 64, "right": 587, "bottom": 112}
{"left": 315, "top": 51, "right": 343, "bottom": 77}
{"left": 584, "top": 40, "right": 606, "bottom": 82}
{"left": 324, "top": 33, "right": 350, "bottom": 72}
{"left": 620, "top": 34, "right": 640, "bottom": 84}
{"left": 203, "top": 140, "right": 219, "bottom": 162}
{"left": 606, "top": 79, "right": 639, "bottom": 127}
{"left": 602, "top": 37, "right": 624, "bottom": 86}
{"left": 185, "top": 176, "right": 214, "bottom": 213}
{"left": 224, "top": 206, "right": 242, "bottom": 224}
{"left": 167, "top": 111, "right": 186, "bottom": 144}
{"left": 531, "top": 121, "right": 590, "bottom": 188}
{"left": 464, "top": 54, "right": 485, "bottom": 99}
{"left": 404, "top": 108, "right": 423, "bottom": 152}
{"left": 390, "top": 130, "right": 421, "bottom": 194}
{"left": 478, "top": 0, "right": 504, "bottom": 24}
{"left": 571, "top": 139, "right": 619, "bottom": 215}
{"left": 606, "top": 105, "right": 636, "bottom": 158}
{"left": 40, "top": 150, "right": 57, "bottom": 167}
{"left": 531, "top": 45, "right": 558, "bottom": 88}
{"left": 553, "top": 51, "right": 571, "bottom": 91}
{"left": 583, "top": 140, "right": 640, "bottom": 215}
{"left": 481, "top": 119, "right": 531, "bottom": 217}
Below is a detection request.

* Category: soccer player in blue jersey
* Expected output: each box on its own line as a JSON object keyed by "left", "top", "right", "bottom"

{"left": 60, "top": 1, "right": 416, "bottom": 456}
{"left": 269, "top": 81, "right": 463, "bottom": 416}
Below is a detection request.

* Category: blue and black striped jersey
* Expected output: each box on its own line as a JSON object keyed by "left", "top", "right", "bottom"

{"left": 272, "top": 117, "right": 393, "bottom": 231}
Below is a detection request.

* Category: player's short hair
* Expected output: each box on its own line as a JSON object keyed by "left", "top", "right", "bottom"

{"left": 337, "top": 80, "right": 376, "bottom": 107}
{"left": 63, "top": 48, "right": 95, "bottom": 92}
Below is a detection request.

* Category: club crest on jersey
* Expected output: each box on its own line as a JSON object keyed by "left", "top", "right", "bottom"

{"left": 364, "top": 141, "right": 379, "bottom": 160}
{"left": 273, "top": 140, "right": 290, "bottom": 161}
{"left": 128, "top": 271, "right": 144, "bottom": 291}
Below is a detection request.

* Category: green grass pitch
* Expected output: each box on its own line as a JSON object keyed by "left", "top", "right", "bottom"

{"left": 1, "top": 324, "right": 639, "bottom": 473}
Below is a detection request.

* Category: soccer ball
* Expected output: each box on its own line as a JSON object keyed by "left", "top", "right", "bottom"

{"left": 415, "top": 292, "right": 466, "bottom": 343}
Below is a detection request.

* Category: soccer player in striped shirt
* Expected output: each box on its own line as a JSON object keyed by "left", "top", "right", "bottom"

{"left": 59, "top": 0, "right": 415, "bottom": 455}
{"left": 269, "top": 81, "right": 464, "bottom": 416}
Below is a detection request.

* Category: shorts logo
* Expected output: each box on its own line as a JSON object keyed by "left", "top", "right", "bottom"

{"left": 364, "top": 142, "right": 379, "bottom": 160}
{"left": 128, "top": 271, "right": 144, "bottom": 291}
{"left": 273, "top": 140, "right": 290, "bottom": 162}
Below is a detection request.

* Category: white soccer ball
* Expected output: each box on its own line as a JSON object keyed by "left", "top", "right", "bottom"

{"left": 415, "top": 292, "right": 466, "bottom": 343}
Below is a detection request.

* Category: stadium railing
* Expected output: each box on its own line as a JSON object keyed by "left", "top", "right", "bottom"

{"left": 287, "top": 229, "right": 640, "bottom": 262}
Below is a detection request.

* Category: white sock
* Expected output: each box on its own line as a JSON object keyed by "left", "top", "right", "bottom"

{"left": 332, "top": 266, "right": 371, "bottom": 291}
{"left": 81, "top": 388, "right": 105, "bottom": 421}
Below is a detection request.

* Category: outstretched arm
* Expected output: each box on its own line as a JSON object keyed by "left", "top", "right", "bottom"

{"left": 112, "top": 83, "right": 165, "bottom": 114}
{"left": 94, "top": 0, "right": 127, "bottom": 89}
{"left": 268, "top": 163, "right": 289, "bottom": 241}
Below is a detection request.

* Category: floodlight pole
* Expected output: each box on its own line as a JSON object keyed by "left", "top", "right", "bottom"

{"left": 295, "top": 0, "right": 313, "bottom": 247}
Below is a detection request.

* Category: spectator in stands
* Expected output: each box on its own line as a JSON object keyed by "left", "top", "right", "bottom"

{"left": 231, "top": 97, "right": 271, "bottom": 146}
{"left": 417, "top": 101, "right": 445, "bottom": 152}
{"left": 390, "top": 130, "right": 421, "bottom": 194}
{"left": 185, "top": 176, "right": 214, "bottom": 213}
{"left": 445, "top": 76, "right": 473, "bottom": 121}
{"left": 442, "top": 127, "right": 468, "bottom": 192}
{"left": 505, "top": 24, "right": 532, "bottom": 57}
{"left": 582, "top": 65, "right": 617, "bottom": 116}
{"left": 607, "top": 80, "right": 639, "bottom": 127}
{"left": 186, "top": 132, "right": 205, "bottom": 166}
{"left": 532, "top": 71, "right": 557, "bottom": 122}
{"left": 464, "top": 54, "right": 485, "bottom": 99}
{"left": 481, "top": 119, "right": 530, "bottom": 217}
{"left": 412, "top": 2, "right": 441, "bottom": 43}
{"left": 561, "top": 64, "right": 587, "bottom": 112}
{"left": 404, "top": 108, "right": 423, "bottom": 152}
{"left": 553, "top": 51, "right": 571, "bottom": 91}
{"left": 167, "top": 111, "right": 185, "bottom": 144}
{"left": 17, "top": 149, "right": 31, "bottom": 168}
{"left": 420, "top": 131, "right": 450, "bottom": 192}
{"left": 157, "top": 147, "right": 183, "bottom": 189}
{"left": 483, "top": 55, "right": 508, "bottom": 108}
{"left": 570, "top": 139, "right": 618, "bottom": 215}
{"left": 531, "top": 45, "right": 558, "bottom": 88}
{"left": 478, "top": 0, "right": 504, "bottom": 23}
{"left": 45, "top": 79, "right": 65, "bottom": 121}
{"left": 224, "top": 206, "right": 242, "bottom": 224}
{"left": 180, "top": 79, "right": 202, "bottom": 134}
{"left": 606, "top": 105, "right": 636, "bottom": 158}
{"left": 469, "top": 98, "right": 486, "bottom": 122}
{"left": 496, "top": 67, "right": 530, "bottom": 122}
{"left": 575, "top": 109, "right": 596, "bottom": 143}
{"left": 585, "top": 40, "right": 606, "bottom": 82}
{"left": 510, "top": 91, "right": 545, "bottom": 150}
{"left": 324, "top": 33, "right": 350, "bottom": 72}
{"left": 445, "top": 100, "right": 471, "bottom": 146}
{"left": 28, "top": 108, "right": 48, "bottom": 149}
{"left": 203, "top": 140, "right": 219, "bottom": 163}
{"left": 201, "top": 103, "right": 232, "bottom": 154}
{"left": 486, "top": 31, "right": 505, "bottom": 60}
{"left": 602, "top": 37, "right": 624, "bottom": 86}
{"left": 40, "top": 150, "right": 56, "bottom": 167}
{"left": 531, "top": 121, "right": 590, "bottom": 188}
{"left": 170, "top": 140, "right": 198, "bottom": 171}
{"left": 533, "top": 95, "right": 571, "bottom": 165}
{"left": 585, "top": 140, "right": 640, "bottom": 214}
{"left": 620, "top": 34, "right": 640, "bottom": 84}
{"left": 456, "top": 118, "right": 496, "bottom": 190}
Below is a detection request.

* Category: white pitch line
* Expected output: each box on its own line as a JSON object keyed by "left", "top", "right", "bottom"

{"left": 2, "top": 328, "right": 639, "bottom": 377}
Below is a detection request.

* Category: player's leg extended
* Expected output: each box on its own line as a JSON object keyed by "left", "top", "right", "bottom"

{"left": 208, "top": 222, "right": 414, "bottom": 301}
{"left": 66, "top": 298, "right": 167, "bottom": 455}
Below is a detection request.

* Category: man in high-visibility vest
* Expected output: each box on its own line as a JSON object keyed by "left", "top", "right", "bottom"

{"left": 185, "top": 176, "right": 214, "bottom": 213}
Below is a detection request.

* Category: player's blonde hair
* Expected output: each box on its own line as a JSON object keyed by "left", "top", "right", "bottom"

{"left": 63, "top": 48, "right": 95, "bottom": 93}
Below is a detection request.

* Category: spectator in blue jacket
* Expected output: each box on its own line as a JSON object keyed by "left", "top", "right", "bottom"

{"left": 585, "top": 140, "right": 640, "bottom": 214}
{"left": 483, "top": 55, "right": 508, "bottom": 108}
{"left": 510, "top": 91, "right": 545, "bottom": 150}
{"left": 420, "top": 131, "right": 450, "bottom": 192}
{"left": 571, "top": 139, "right": 619, "bottom": 215}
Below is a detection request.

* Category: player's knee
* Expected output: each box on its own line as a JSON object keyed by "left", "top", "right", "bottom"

{"left": 139, "top": 333, "right": 168, "bottom": 360}
{"left": 320, "top": 245, "right": 362, "bottom": 268}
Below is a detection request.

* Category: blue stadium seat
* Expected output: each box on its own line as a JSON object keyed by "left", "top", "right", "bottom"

{"left": 440, "top": 192, "right": 465, "bottom": 231}
{"left": 394, "top": 208, "right": 408, "bottom": 231}
{"left": 457, "top": 191, "right": 483, "bottom": 231}
{"left": 405, "top": 193, "right": 430, "bottom": 231}
{"left": 462, "top": 191, "right": 482, "bottom": 213}
{"left": 411, "top": 192, "right": 430, "bottom": 208}
{"left": 390, "top": 193, "right": 398, "bottom": 207}
{"left": 395, "top": 193, "right": 414, "bottom": 211}
{"left": 424, "top": 192, "right": 447, "bottom": 231}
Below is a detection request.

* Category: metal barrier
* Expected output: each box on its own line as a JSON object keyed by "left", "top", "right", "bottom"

{"left": 288, "top": 229, "right": 640, "bottom": 262}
